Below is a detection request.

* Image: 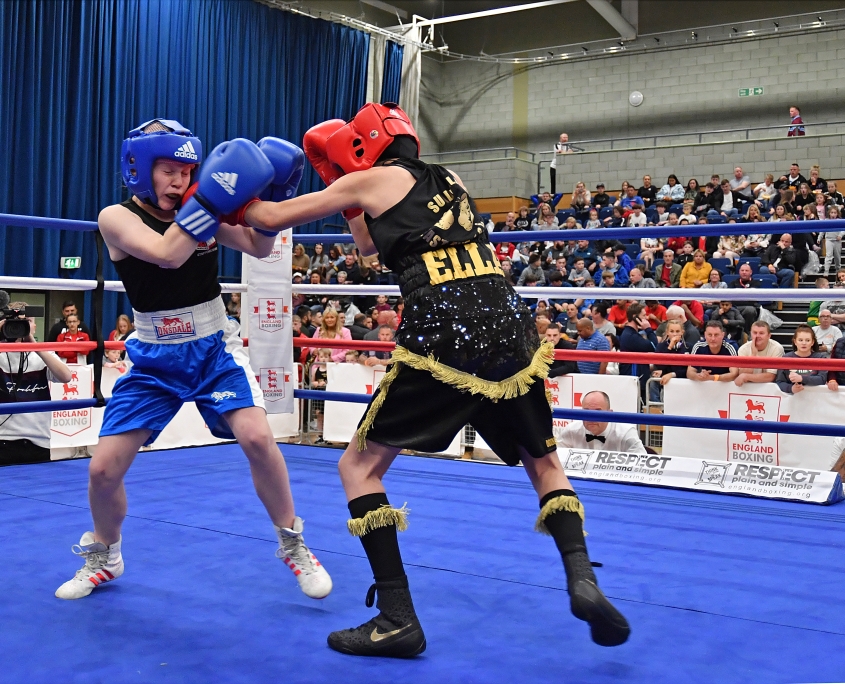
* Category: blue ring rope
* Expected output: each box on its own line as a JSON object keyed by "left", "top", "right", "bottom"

{"left": 0, "top": 399, "right": 99, "bottom": 415}
{"left": 7, "top": 392, "right": 843, "bottom": 438}
{"left": 292, "top": 219, "right": 845, "bottom": 244}
{"left": 293, "top": 389, "right": 845, "bottom": 438}
{"left": 3, "top": 211, "right": 843, "bottom": 243}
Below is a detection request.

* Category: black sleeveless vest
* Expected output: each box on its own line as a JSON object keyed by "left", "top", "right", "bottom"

{"left": 364, "top": 159, "right": 539, "bottom": 381}
{"left": 109, "top": 199, "right": 221, "bottom": 313}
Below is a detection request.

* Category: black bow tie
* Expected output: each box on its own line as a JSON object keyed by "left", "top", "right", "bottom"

{"left": 586, "top": 434, "right": 606, "bottom": 443}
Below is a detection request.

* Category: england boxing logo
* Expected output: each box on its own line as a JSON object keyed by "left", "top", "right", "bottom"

{"left": 260, "top": 244, "right": 283, "bottom": 263}
{"left": 50, "top": 365, "right": 93, "bottom": 438}
{"left": 212, "top": 172, "right": 238, "bottom": 195}
{"left": 260, "top": 367, "right": 290, "bottom": 401}
{"left": 151, "top": 312, "right": 197, "bottom": 340}
{"left": 258, "top": 298, "right": 287, "bottom": 333}
{"left": 719, "top": 393, "right": 788, "bottom": 465}
{"left": 174, "top": 141, "right": 199, "bottom": 161}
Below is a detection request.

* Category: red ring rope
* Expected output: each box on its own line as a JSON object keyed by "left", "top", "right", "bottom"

{"left": 5, "top": 338, "right": 841, "bottom": 372}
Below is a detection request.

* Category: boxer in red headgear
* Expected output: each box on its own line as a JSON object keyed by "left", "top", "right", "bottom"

{"left": 244, "top": 102, "right": 630, "bottom": 657}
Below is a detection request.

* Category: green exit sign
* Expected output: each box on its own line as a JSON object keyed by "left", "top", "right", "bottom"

{"left": 60, "top": 256, "right": 81, "bottom": 269}
{"left": 738, "top": 87, "right": 764, "bottom": 97}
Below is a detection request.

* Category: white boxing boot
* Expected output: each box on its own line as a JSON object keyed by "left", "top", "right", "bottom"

{"left": 275, "top": 516, "right": 332, "bottom": 599}
{"left": 56, "top": 532, "right": 124, "bottom": 600}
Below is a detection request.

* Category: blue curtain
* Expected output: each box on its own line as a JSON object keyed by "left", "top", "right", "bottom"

{"left": 381, "top": 40, "right": 404, "bottom": 104}
{"left": 0, "top": 0, "right": 369, "bottom": 330}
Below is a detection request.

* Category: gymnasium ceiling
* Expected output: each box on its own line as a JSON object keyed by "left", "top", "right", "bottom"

{"left": 283, "top": 0, "right": 845, "bottom": 57}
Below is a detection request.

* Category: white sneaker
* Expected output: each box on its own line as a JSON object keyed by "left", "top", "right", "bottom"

{"left": 55, "top": 532, "right": 124, "bottom": 600}
{"left": 275, "top": 517, "right": 332, "bottom": 599}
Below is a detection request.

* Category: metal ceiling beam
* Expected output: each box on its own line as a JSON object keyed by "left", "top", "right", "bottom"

{"left": 360, "top": 0, "right": 407, "bottom": 20}
{"left": 410, "top": 0, "right": 580, "bottom": 27}
{"left": 585, "top": 0, "right": 637, "bottom": 40}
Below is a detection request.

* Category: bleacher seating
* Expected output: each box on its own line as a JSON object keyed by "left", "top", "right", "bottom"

{"left": 736, "top": 256, "right": 761, "bottom": 271}
{"left": 708, "top": 258, "right": 733, "bottom": 274}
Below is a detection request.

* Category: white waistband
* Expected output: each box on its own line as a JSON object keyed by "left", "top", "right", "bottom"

{"left": 132, "top": 297, "right": 227, "bottom": 344}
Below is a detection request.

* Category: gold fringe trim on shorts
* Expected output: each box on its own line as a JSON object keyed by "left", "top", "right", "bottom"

{"left": 347, "top": 503, "right": 410, "bottom": 537}
{"left": 355, "top": 341, "right": 554, "bottom": 451}
{"left": 356, "top": 360, "right": 403, "bottom": 451}
{"left": 390, "top": 340, "right": 554, "bottom": 402}
{"left": 534, "top": 494, "right": 585, "bottom": 535}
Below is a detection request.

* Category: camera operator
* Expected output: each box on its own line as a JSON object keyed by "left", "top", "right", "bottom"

{"left": 0, "top": 297, "right": 73, "bottom": 465}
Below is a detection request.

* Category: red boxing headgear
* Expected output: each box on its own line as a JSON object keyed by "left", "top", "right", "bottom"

{"left": 325, "top": 102, "right": 420, "bottom": 175}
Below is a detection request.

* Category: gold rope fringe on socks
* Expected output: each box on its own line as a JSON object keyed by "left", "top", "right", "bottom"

{"left": 347, "top": 504, "right": 410, "bottom": 537}
{"left": 390, "top": 340, "right": 554, "bottom": 403}
{"left": 534, "top": 494, "right": 585, "bottom": 535}
{"left": 356, "top": 361, "right": 403, "bottom": 451}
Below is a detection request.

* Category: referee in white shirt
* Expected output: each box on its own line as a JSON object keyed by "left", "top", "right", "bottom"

{"left": 558, "top": 391, "right": 647, "bottom": 454}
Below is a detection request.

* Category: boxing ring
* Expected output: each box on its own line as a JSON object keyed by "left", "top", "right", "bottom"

{"left": 2, "top": 214, "right": 845, "bottom": 683}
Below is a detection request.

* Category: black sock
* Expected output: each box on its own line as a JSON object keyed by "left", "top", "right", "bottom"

{"left": 539, "top": 489, "right": 597, "bottom": 586}
{"left": 348, "top": 493, "right": 407, "bottom": 583}
{"left": 539, "top": 489, "right": 587, "bottom": 557}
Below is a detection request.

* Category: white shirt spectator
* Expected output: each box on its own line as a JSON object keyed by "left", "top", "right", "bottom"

{"left": 557, "top": 421, "right": 647, "bottom": 454}
{"left": 737, "top": 338, "right": 785, "bottom": 374}
{"left": 721, "top": 190, "right": 735, "bottom": 212}
{"left": 627, "top": 212, "right": 647, "bottom": 228}
{"left": 813, "top": 323, "right": 842, "bottom": 351}
{"left": 754, "top": 181, "right": 777, "bottom": 202}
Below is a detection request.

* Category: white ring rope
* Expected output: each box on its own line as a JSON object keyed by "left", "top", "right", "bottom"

{"left": 0, "top": 276, "right": 836, "bottom": 302}
{"left": 0, "top": 276, "right": 246, "bottom": 294}
{"left": 289, "top": 283, "right": 833, "bottom": 303}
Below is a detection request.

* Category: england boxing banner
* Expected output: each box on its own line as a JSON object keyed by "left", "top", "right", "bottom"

{"left": 50, "top": 365, "right": 101, "bottom": 448}
{"left": 662, "top": 380, "right": 845, "bottom": 471}
{"left": 473, "top": 374, "right": 640, "bottom": 453}
{"left": 245, "top": 230, "right": 295, "bottom": 414}
{"left": 558, "top": 447, "right": 844, "bottom": 505}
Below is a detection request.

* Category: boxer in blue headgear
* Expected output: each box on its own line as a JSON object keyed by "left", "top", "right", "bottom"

{"left": 120, "top": 119, "right": 203, "bottom": 208}
{"left": 55, "top": 119, "right": 331, "bottom": 603}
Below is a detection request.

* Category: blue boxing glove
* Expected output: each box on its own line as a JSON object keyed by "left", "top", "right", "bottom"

{"left": 176, "top": 138, "right": 274, "bottom": 242}
{"left": 219, "top": 137, "right": 305, "bottom": 233}
{"left": 257, "top": 137, "right": 305, "bottom": 201}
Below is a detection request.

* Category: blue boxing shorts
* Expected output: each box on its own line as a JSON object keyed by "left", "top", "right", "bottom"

{"left": 100, "top": 297, "right": 263, "bottom": 444}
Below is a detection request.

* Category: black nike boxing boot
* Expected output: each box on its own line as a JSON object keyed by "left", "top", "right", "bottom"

{"left": 537, "top": 489, "right": 630, "bottom": 647}
{"left": 327, "top": 577, "right": 426, "bottom": 657}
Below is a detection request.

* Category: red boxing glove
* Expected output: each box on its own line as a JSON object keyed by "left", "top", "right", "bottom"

{"left": 303, "top": 120, "right": 345, "bottom": 186}
{"left": 303, "top": 120, "right": 362, "bottom": 220}
{"left": 221, "top": 198, "right": 260, "bottom": 227}
{"left": 181, "top": 182, "right": 198, "bottom": 206}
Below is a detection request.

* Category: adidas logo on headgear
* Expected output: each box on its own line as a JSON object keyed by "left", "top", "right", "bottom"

{"left": 173, "top": 141, "right": 198, "bottom": 161}
{"left": 212, "top": 172, "right": 238, "bottom": 195}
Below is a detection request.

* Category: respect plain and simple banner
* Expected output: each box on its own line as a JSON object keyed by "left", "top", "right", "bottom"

{"left": 558, "top": 447, "right": 844, "bottom": 505}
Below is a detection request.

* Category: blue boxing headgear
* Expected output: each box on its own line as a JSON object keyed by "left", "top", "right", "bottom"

{"left": 121, "top": 119, "right": 203, "bottom": 207}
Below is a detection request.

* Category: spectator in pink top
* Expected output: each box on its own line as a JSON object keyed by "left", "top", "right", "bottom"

{"left": 313, "top": 307, "right": 352, "bottom": 362}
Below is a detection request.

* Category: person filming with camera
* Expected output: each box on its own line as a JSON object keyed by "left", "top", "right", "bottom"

{"left": 0, "top": 293, "right": 73, "bottom": 465}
